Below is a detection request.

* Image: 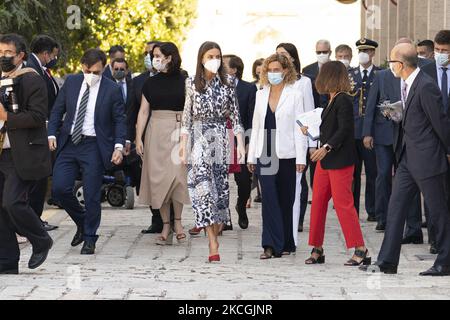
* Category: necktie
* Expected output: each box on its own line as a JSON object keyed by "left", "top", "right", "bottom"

{"left": 72, "top": 85, "right": 90, "bottom": 145}
{"left": 119, "top": 81, "right": 126, "bottom": 103}
{"left": 441, "top": 67, "right": 448, "bottom": 113}
{"left": 401, "top": 82, "right": 408, "bottom": 108}
{"left": 362, "top": 69, "right": 368, "bottom": 84}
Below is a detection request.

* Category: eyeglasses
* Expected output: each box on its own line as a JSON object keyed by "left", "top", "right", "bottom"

{"left": 388, "top": 60, "right": 404, "bottom": 64}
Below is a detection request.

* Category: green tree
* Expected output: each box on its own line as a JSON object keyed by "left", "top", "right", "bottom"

{"left": 0, "top": 0, "right": 197, "bottom": 75}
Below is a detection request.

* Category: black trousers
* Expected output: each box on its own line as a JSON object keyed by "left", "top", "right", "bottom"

{"left": 234, "top": 164, "right": 252, "bottom": 210}
{"left": 377, "top": 152, "right": 450, "bottom": 267}
{"left": 29, "top": 177, "right": 48, "bottom": 218}
{"left": 0, "top": 150, "right": 52, "bottom": 267}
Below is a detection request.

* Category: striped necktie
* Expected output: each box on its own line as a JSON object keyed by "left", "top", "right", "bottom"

{"left": 72, "top": 85, "right": 90, "bottom": 145}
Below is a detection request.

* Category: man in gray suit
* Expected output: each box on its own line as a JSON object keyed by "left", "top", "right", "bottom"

{"left": 361, "top": 43, "right": 450, "bottom": 276}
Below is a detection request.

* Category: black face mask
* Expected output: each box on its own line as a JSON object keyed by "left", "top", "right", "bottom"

{"left": 113, "top": 69, "right": 126, "bottom": 80}
{"left": 46, "top": 57, "right": 58, "bottom": 69}
{"left": 0, "top": 56, "right": 17, "bottom": 73}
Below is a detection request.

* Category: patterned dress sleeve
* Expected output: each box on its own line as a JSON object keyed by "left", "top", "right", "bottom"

{"left": 181, "top": 77, "right": 194, "bottom": 135}
{"left": 228, "top": 85, "right": 244, "bottom": 136}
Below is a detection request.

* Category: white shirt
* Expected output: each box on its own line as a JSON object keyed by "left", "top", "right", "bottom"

{"left": 70, "top": 78, "right": 100, "bottom": 136}
{"left": 359, "top": 64, "right": 374, "bottom": 77}
{"left": 401, "top": 67, "right": 421, "bottom": 104}
{"left": 1, "top": 65, "right": 23, "bottom": 149}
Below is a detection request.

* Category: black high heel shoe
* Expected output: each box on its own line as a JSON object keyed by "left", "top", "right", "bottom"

{"left": 305, "top": 248, "right": 325, "bottom": 265}
{"left": 345, "top": 249, "right": 371, "bottom": 266}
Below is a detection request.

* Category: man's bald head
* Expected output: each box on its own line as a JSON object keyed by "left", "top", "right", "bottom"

{"left": 395, "top": 38, "right": 413, "bottom": 45}
{"left": 391, "top": 43, "right": 418, "bottom": 69}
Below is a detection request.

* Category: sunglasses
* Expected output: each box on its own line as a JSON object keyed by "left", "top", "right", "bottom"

{"left": 316, "top": 51, "right": 330, "bottom": 55}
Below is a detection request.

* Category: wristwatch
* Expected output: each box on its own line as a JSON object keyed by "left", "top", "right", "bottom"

{"left": 323, "top": 144, "right": 332, "bottom": 152}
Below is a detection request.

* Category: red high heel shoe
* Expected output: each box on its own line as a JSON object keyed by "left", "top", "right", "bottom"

{"left": 189, "top": 226, "right": 206, "bottom": 236}
{"left": 208, "top": 254, "right": 220, "bottom": 262}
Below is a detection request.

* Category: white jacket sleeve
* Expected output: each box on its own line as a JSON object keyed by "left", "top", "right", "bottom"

{"left": 247, "top": 93, "right": 261, "bottom": 164}
{"left": 302, "top": 77, "right": 318, "bottom": 148}
{"left": 294, "top": 92, "right": 308, "bottom": 165}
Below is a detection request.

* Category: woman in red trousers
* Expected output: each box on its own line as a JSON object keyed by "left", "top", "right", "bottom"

{"left": 301, "top": 61, "right": 370, "bottom": 266}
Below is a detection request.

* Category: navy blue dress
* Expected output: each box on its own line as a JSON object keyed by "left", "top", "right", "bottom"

{"left": 257, "top": 104, "right": 296, "bottom": 255}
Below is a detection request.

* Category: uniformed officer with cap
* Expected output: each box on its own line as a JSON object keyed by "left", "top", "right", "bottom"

{"left": 349, "top": 38, "right": 381, "bottom": 222}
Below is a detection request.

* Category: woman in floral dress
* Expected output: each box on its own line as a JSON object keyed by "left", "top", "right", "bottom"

{"left": 180, "top": 41, "right": 245, "bottom": 262}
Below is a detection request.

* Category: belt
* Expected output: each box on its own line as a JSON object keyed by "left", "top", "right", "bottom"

{"left": 69, "top": 135, "right": 96, "bottom": 141}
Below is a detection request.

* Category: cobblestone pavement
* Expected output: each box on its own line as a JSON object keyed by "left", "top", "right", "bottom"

{"left": 1, "top": 181, "right": 450, "bottom": 300}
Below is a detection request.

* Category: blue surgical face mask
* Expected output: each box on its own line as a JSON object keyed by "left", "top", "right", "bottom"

{"left": 268, "top": 72, "right": 284, "bottom": 85}
{"left": 435, "top": 52, "right": 450, "bottom": 67}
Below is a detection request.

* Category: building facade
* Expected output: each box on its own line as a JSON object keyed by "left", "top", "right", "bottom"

{"left": 360, "top": 0, "right": 450, "bottom": 65}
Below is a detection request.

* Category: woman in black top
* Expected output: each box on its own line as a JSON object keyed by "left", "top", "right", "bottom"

{"left": 136, "top": 42, "right": 190, "bottom": 246}
{"left": 301, "top": 61, "right": 370, "bottom": 267}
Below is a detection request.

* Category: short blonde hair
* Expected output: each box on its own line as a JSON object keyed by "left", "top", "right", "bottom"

{"left": 260, "top": 54, "right": 297, "bottom": 86}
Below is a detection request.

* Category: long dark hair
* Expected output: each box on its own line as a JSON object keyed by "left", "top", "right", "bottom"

{"left": 152, "top": 42, "right": 182, "bottom": 75}
{"left": 276, "top": 42, "right": 301, "bottom": 77}
{"left": 194, "top": 41, "right": 228, "bottom": 93}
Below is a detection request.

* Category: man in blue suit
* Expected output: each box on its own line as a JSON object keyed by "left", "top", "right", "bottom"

{"left": 223, "top": 54, "right": 257, "bottom": 230}
{"left": 48, "top": 49, "right": 127, "bottom": 255}
{"left": 349, "top": 38, "right": 380, "bottom": 221}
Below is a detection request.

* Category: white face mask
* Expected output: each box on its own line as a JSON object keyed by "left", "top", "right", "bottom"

{"left": 359, "top": 52, "right": 371, "bottom": 65}
{"left": 317, "top": 53, "right": 330, "bottom": 65}
{"left": 84, "top": 73, "right": 101, "bottom": 87}
{"left": 435, "top": 52, "right": 450, "bottom": 67}
{"left": 204, "top": 58, "right": 221, "bottom": 74}
{"left": 152, "top": 58, "right": 167, "bottom": 72}
{"left": 338, "top": 59, "right": 351, "bottom": 68}
{"left": 389, "top": 62, "right": 399, "bottom": 78}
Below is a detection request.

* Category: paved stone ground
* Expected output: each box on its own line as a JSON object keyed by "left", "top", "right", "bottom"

{"left": 1, "top": 180, "right": 450, "bottom": 300}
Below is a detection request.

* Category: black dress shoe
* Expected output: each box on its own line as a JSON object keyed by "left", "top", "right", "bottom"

{"left": 430, "top": 243, "right": 438, "bottom": 254}
{"left": 71, "top": 226, "right": 84, "bottom": 247}
{"left": 367, "top": 215, "right": 377, "bottom": 222}
{"left": 28, "top": 239, "right": 53, "bottom": 269}
{"left": 80, "top": 242, "right": 96, "bottom": 255}
{"left": 141, "top": 223, "right": 163, "bottom": 234}
{"left": 375, "top": 223, "right": 386, "bottom": 232}
{"left": 359, "top": 262, "right": 398, "bottom": 274}
{"left": 420, "top": 265, "right": 450, "bottom": 276}
{"left": 235, "top": 205, "right": 249, "bottom": 230}
{"left": 42, "top": 221, "right": 59, "bottom": 232}
{"left": 0, "top": 264, "right": 19, "bottom": 275}
{"left": 401, "top": 235, "right": 424, "bottom": 244}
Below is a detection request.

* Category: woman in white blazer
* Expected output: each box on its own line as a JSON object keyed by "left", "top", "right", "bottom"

{"left": 276, "top": 43, "right": 316, "bottom": 240}
{"left": 247, "top": 54, "right": 308, "bottom": 259}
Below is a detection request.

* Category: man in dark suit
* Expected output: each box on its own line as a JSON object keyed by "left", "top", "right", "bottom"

{"left": 223, "top": 54, "right": 257, "bottom": 230}
{"left": 27, "top": 35, "right": 60, "bottom": 232}
{"left": 361, "top": 43, "right": 450, "bottom": 276}
{"left": 349, "top": 38, "right": 380, "bottom": 222}
{"left": 363, "top": 37, "right": 431, "bottom": 238}
{"left": 103, "top": 45, "right": 132, "bottom": 82}
{"left": 303, "top": 39, "right": 332, "bottom": 109}
{"left": 0, "top": 33, "right": 53, "bottom": 274}
{"left": 48, "top": 49, "right": 127, "bottom": 255}
{"left": 421, "top": 30, "right": 450, "bottom": 254}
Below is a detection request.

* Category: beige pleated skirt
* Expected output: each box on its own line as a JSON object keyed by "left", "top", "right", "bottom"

{"left": 139, "top": 110, "right": 190, "bottom": 209}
